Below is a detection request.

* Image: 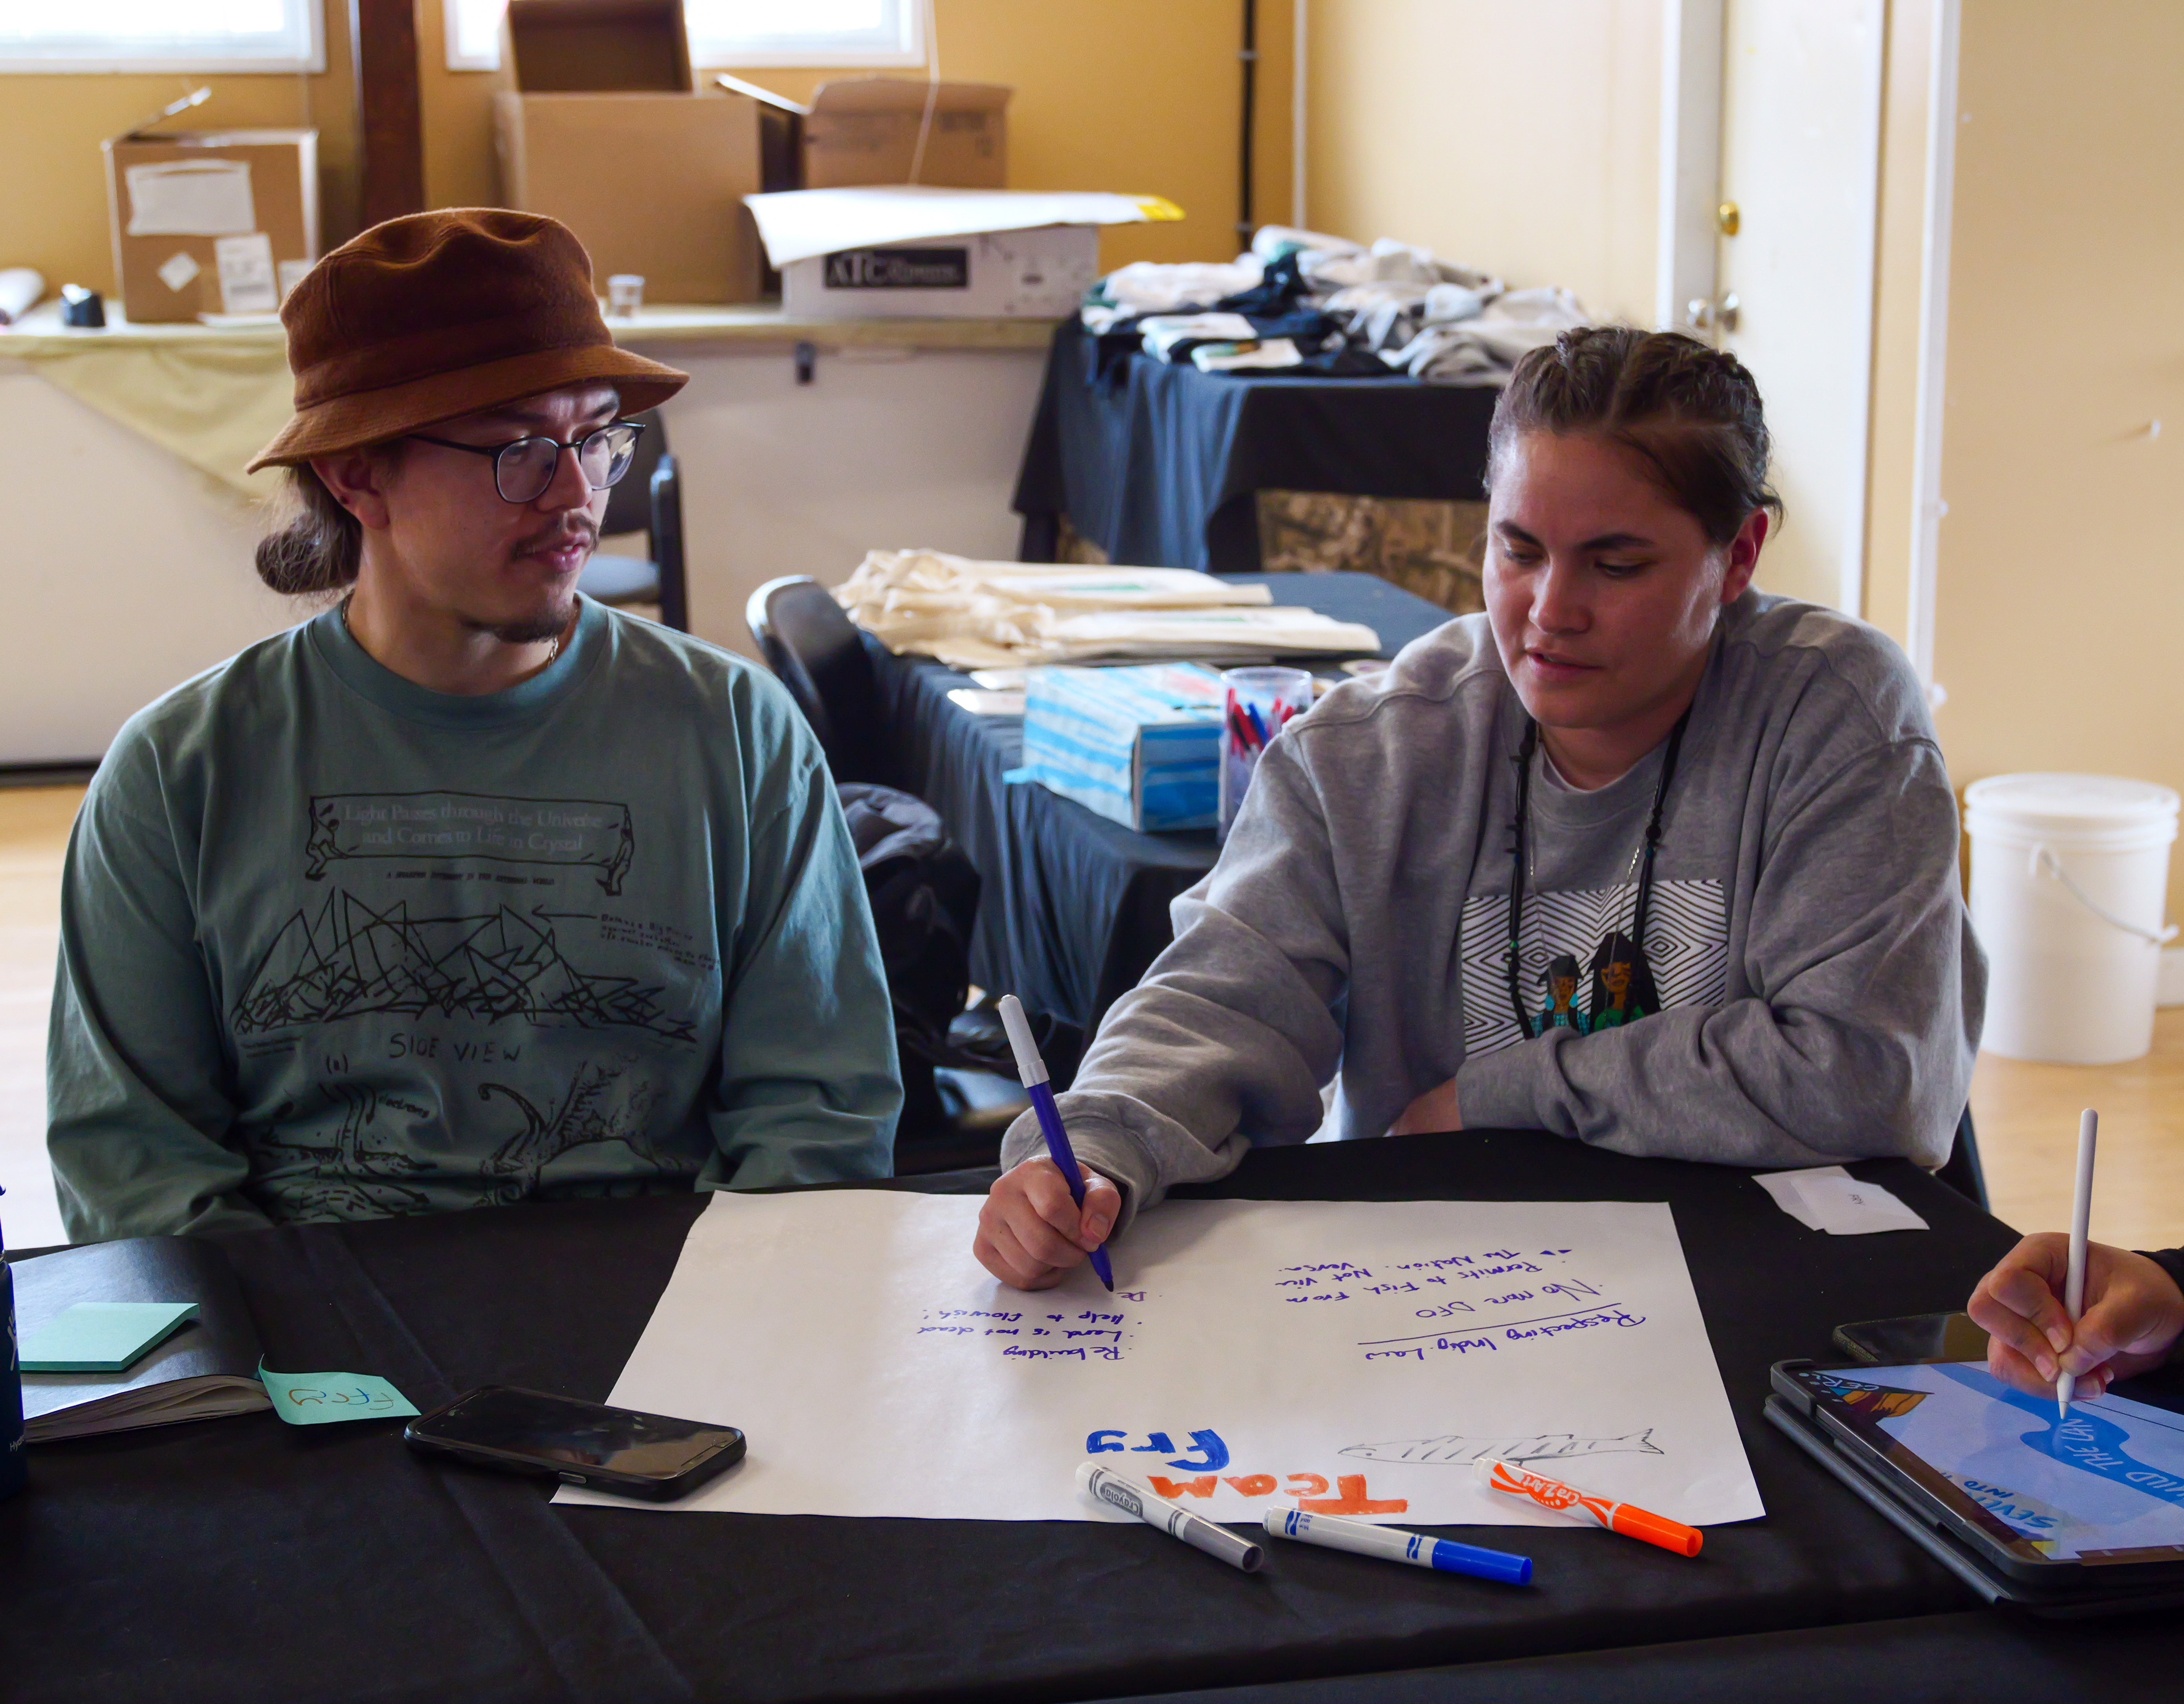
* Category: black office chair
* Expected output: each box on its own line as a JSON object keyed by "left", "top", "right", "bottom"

{"left": 1935, "top": 1105, "right": 1990, "bottom": 1211}
{"left": 579, "top": 408, "right": 689, "bottom": 632}
{"left": 745, "top": 574, "right": 897, "bottom": 786}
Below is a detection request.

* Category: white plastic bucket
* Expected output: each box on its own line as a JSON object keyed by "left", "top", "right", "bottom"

{"left": 1965, "top": 773, "right": 2180, "bottom": 1064}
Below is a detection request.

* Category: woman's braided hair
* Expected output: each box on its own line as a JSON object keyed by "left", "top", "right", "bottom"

{"left": 1485, "top": 327, "right": 1784, "bottom": 545}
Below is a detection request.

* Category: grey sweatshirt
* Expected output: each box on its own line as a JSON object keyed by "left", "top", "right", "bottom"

{"left": 1002, "top": 591, "right": 1985, "bottom": 1228}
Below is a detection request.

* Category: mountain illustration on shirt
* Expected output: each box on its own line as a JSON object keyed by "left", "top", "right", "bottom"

{"left": 226, "top": 788, "right": 705, "bottom": 1219}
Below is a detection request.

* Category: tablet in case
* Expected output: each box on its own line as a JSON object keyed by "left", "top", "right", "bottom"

{"left": 1768, "top": 1357, "right": 2184, "bottom": 1618}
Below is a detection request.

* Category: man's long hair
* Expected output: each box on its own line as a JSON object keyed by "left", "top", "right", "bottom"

{"left": 255, "top": 459, "right": 392, "bottom": 596}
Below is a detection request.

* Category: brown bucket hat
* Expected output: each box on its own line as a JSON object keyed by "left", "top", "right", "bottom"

{"left": 249, "top": 208, "right": 689, "bottom": 471}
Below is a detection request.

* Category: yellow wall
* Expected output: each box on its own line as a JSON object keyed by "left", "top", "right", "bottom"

{"left": 0, "top": 22, "right": 359, "bottom": 297}
{"left": 1306, "top": 0, "right": 1662, "bottom": 324}
{"left": 1933, "top": 0, "right": 2184, "bottom": 918}
{"left": 0, "top": 0, "right": 1279, "bottom": 296}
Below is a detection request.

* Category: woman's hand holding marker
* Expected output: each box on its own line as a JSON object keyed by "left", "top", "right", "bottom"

{"left": 976, "top": 1157, "right": 1121, "bottom": 1291}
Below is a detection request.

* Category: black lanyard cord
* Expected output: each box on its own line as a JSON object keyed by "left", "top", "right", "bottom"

{"left": 1504, "top": 702, "right": 1694, "bottom": 1040}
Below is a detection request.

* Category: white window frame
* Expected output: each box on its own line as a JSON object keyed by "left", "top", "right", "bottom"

{"left": 443, "top": 0, "right": 926, "bottom": 74}
{"left": 687, "top": 1, "right": 924, "bottom": 69}
{"left": 0, "top": 0, "right": 325, "bottom": 74}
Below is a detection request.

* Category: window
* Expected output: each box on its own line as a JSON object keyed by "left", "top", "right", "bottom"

{"left": 0, "top": 0, "right": 324, "bottom": 73}
{"left": 444, "top": 0, "right": 503, "bottom": 71}
{"left": 444, "top": 0, "right": 925, "bottom": 73}
{"left": 686, "top": 0, "right": 923, "bottom": 67}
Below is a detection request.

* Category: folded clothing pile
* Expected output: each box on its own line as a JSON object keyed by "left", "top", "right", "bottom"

{"left": 834, "top": 549, "right": 1380, "bottom": 672}
{"left": 1077, "top": 224, "right": 1589, "bottom": 386}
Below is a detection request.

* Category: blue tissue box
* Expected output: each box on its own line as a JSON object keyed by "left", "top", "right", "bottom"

{"left": 1017, "top": 664, "right": 1225, "bottom": 831}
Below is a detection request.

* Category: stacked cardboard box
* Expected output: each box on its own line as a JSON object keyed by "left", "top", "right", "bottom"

{"left": 493, "top": 0, "right": 763, "bottom": 303}
{"left": 493, "top": 0, "right": 1014, "bottom": 306}
{"left": 103, "top": 110, "right": 318, "bottom": 324}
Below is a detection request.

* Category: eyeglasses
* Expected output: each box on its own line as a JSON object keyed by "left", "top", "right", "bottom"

{"left": 408, "top": 420, "right": 647, "bottom": 505}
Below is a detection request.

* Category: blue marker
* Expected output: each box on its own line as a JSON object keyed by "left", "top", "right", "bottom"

{"left": 1263, "top": 1508, "right": 1533, "bottom": 1586}
{"left": 996, "top": 995, "right": 1115, "bottom": 1291}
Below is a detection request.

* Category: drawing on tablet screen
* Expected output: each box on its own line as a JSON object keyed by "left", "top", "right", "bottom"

{"left": 1826, "top": 1363, "right": 2184, "bottom": 1559}
{"left": 1340, "top": 1429, "right": 1665, "bottom": 1466}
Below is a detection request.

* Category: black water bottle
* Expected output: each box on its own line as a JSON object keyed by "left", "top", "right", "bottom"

{"left": 2, "top": 1187, "right": 25, "bottom": 1502}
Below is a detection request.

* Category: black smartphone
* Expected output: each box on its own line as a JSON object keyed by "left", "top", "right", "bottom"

{"left": 404, "top": 1385, "right": 745, "bottom": 1502}
{"left": 1832, "top": 1310, "right": 1989, "bottom": 1365}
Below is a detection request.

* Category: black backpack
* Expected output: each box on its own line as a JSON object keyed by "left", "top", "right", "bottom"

{"left": 838, "top": 783, "right": 981, "bottom": 1068}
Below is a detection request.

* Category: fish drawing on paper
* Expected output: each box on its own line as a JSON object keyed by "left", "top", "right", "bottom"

{"left": 1340, "top": 1430, "right": 1664, "bottom": 1466}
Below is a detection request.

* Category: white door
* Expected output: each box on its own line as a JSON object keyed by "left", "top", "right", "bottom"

{"left": 1688, "top": 0, "right": 1886, "bottom": 614}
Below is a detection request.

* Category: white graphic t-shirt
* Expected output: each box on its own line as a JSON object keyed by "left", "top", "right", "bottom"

{"left": 1458, "top": 742, "right": 1728, "bottom": 1057}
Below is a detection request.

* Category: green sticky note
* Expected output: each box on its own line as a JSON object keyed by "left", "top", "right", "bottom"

{"left": 258, "top": 1362, "right": 420, "bottom": 1426}
{"left": 20, "top": 1301, "right": 199, "bottom": 1372}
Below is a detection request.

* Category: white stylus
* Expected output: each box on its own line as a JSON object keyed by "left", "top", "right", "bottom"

{"left": 2056, "top": 1107, "right": 2098, "bottom": 1419}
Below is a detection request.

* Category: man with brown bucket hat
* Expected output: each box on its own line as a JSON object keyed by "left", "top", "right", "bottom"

{"left": 46, "top": 210, "right": 900, "bottom": 1238}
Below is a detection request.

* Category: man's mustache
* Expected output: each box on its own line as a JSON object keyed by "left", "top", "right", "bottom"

{"left": 512, "top": 519, "right": 598, "bottom": 556}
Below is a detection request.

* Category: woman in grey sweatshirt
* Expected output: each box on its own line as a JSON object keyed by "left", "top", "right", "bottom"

{"left": 974, "top": 327, "right": 1985, "bottom": 1291}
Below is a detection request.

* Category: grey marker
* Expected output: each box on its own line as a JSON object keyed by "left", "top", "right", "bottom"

{"left": 1077, "top": 1460, "right": 1264, "bottom": 1572}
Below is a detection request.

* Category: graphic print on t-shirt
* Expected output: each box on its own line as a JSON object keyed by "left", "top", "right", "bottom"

{"left": 1459, "top": 877, "right": 1728, "bottom": 1056}
{"left": 304, "top": 790, "right": 634, "bottom": 892}
{"left": 228, "top": 790, "right": 706, "bottom": 1219}
{"left": 231, "top": 888, "right": 697, "bottom": 1043}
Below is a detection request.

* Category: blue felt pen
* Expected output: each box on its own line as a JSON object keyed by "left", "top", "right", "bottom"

{"left": 1263, "top": 1509, "right": 1533, "bottom": 1586}
{"left": 996, "top": 994, "right": 1115, "bottom": 1291}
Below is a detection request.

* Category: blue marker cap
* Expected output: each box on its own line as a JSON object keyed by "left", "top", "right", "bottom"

{"left": 1429, "top": 1537, "right": 1533, "bottom": 1586}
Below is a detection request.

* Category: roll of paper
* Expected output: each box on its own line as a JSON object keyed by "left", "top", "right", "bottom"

{"left": 0, "top": 268, "right": 46, "bottom": 325}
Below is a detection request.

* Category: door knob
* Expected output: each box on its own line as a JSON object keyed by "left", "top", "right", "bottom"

{"left": 1717, "top": 201, "right": 1741, "bottom": 237}
{"left": 1683, "top": 294, "right": 1740, "bottom": 334}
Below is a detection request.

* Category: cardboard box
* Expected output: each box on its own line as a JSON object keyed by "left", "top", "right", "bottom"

{"left": 503, "top": 0, "right": 692, "bottom": 92}
{"left": 102, "top": 128, "right": 319, "bottom": 323}
{"left": 803, "top": 79, "right": 1008, "bottom": 190}
{"left": 779, "top": 225, "right": 1100, "bottom": 320}
{"left": 1018, "top": 665, "right": 1226, "bottom": 832}
{"left": 495, "top": 92, "right": 762, "bottom": 303}
{"left": 715, "top": 75, "right": 1012, "bottom": 196}
{"left": 495, "top": 1, "right": 763, "bottom": 303}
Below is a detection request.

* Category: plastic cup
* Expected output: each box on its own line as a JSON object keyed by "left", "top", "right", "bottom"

{"left": 1219, "top": 667, "right": 1314, "bottom": 840}
{"left": 607, "top": 274, "right": 645, "bottom": 318}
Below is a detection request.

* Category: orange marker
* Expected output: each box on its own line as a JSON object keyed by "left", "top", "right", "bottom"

{"left": 1474, "top": 1458, "right": 1703, "bottom": 1557}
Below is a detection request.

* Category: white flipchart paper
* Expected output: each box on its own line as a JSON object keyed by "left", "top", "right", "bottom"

{"left": 744, "top": 185, "right": 1168, "bottom": 266}
{"left": 556, "top": 1193, "right": 1764, "bottom": 1526}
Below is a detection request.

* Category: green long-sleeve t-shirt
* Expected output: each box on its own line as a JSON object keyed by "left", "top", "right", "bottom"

{"left": 48, "top": 595, "right": 900, "bottom": 1241}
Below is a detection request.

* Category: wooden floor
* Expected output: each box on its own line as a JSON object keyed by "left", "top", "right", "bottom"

{"left": 1, "top": 785, "right": 2179, "bottom": 1255}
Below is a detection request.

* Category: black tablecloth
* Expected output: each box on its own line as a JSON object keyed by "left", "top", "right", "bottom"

{"left": 867, "top": 573, "right": 1453, "bottom": 1046}
{"left": 1012, "top": 320, "right": 1498, "bottom": 571}
{"left": 1097, "top": 1609, "right": 2184, "bottom": 1704}
{"left": 12, "top": 1131, "right": 2177, "bottom": 1703}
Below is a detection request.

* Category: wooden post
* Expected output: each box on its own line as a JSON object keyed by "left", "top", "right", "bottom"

{"left": 352, "top": 0, "right": 425, "bottom": 226}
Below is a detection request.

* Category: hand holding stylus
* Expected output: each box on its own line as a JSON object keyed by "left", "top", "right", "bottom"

{"left": 1968, "top": 1234, "right": 2184, "bottom": 1402}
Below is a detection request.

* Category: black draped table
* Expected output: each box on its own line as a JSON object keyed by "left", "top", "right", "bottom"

{"left": 866, "top": 571, "right": 1452, "bottom": 1048}
{"left": 8, "top": 1131, "right": 2180, "bottom": 1703}
{"left": 1013, "top": 319, "right": 1499, "bottom": 571}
